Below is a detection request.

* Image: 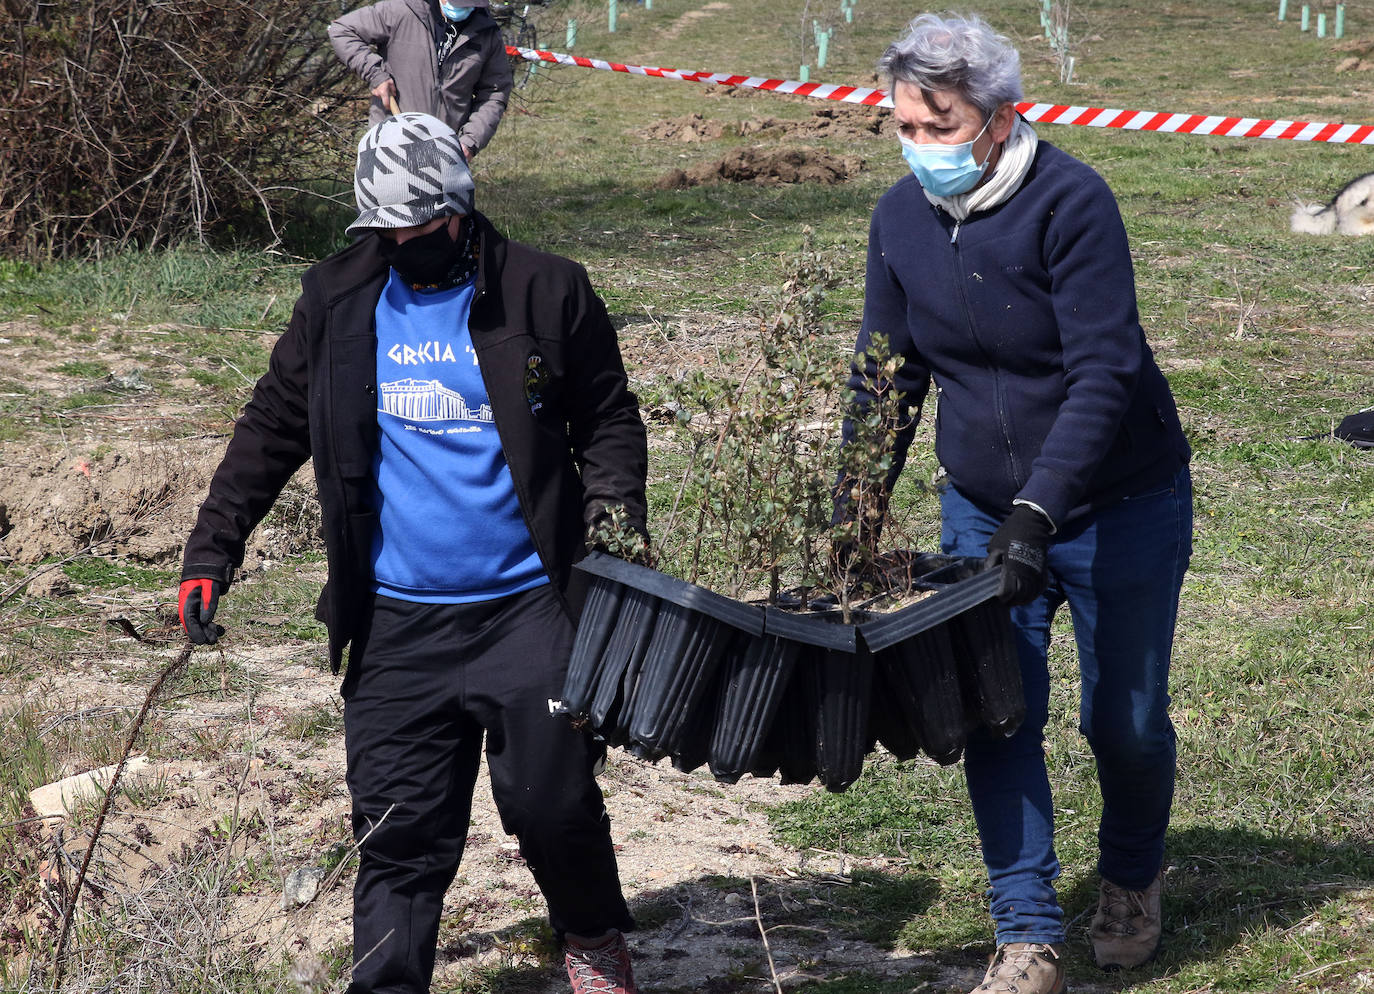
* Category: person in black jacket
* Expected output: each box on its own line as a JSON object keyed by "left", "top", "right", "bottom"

{"left": 178, "top": 113, "right": 646, "bottom": 994}
{"left": 842, "top": 14, "right": 1193, "bottom": 994}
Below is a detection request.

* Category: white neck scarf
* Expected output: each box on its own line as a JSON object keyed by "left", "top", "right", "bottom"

{"left": 924, "top": 116, "right": 1040, "bottom": 222}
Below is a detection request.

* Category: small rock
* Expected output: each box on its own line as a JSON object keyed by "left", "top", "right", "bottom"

{"left": 109, "top": 369, "right": 151, "bottom": 392}
{"left": 282, "top": 866, "right": 327, "bottom": 909}
{"left": 289, "top": 955, "right": 327, "bottom": 992}
{"left": 29, "top": 756, "right": 151, "bottom": 820}
{"left": 27, "top": 570, "right": 74, "bottom": 598}
{"left": 723, "top": 892, "right": 746, "bottom": 907}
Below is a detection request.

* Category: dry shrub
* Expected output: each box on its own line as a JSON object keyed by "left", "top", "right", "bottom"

{"left": 1, "top": 0, "right": 357, "bottom": 258}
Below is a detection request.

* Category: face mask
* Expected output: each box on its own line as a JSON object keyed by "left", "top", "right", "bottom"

{"left": 899, "top": 115, "right": 995, "bottom": 197}
{"left": 441, "top": 3, "right": 474, "bottom": 21}
{"left": 379, "top": 221, "right": 465, "bottom": 288}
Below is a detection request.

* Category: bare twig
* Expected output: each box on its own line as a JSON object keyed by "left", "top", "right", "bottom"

{"left": 320, "top": 803, "right": 396, "bottom": 897}
{"left": 52, "top": 642, "right": 195, "bottom": 988}
{"left": 750, "top": 875, "right": 784, "bottom": 994}
{"left": 7, "top": 1, "right": 354, "bottom": 256}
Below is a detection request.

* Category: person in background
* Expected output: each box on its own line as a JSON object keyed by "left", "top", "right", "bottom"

{"left": 330, "top": 0, "right": 513, "bottom": 161}
{"left": 178, "top": 113, "right": 646, "bottom": 994}
{"left": 843, "top": 12, "right": 1193, "bottom": 994}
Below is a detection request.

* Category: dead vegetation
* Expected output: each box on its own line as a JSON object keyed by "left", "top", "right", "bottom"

{"left": 1, "top": 1, "right": 356, "bottom": 257}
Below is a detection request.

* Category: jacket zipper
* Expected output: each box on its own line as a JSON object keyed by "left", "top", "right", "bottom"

{"left": 946, "top": 217, "right": 1021, "bottom": 487}
{"left": 467, "top": 262, "right": 575, "bottom": 619}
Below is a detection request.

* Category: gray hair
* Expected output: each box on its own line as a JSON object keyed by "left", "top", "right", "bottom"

{"left": 878, "top": 12, "right": 1023, "bottom": 116}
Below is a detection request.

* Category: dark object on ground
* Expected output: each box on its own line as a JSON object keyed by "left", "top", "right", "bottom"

{"left": 1300, "top": 409, "right": 1374, "bottom": 449}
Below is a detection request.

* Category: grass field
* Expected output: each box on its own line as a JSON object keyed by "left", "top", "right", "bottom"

{"left": 2, "top": 0, "right": 1373, "bottom": 990}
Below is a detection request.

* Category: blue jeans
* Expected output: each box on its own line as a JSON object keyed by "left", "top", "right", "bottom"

{"left": 940, "top": 466, "right": 1192, "bottom": 946}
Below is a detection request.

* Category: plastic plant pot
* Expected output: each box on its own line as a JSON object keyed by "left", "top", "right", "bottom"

{"left": 626, "top": 603, "right": 741, "bottom": 761}
{"left": 587, "top": 585, "right": 661, "bottom": 747}
{"left": 765, "top": 606, "right": 872, "bottom": 792}
{"left": 807, "top": 644, "right": 875, "bottom": 791}
{"left": 562, "top": 576, "right": 628, "bottom": 718}
{"left": 950, "top": 599, "right": 1024, "bottom": 738}
{"left": 878, "top": 625, "right": 970, "bottom": 765}
{"left": 859, "top": 560, "right": 1008, "bottom": 763}
{"left": 749, "top": 666, "right": 819, "bottom": 786}
{"left": 669, "top": 664, "right": 722, "bottom": 775}
{"left": 708, "top": 634, "right": 800, "bottom": 784}
{"left": 867, "top": 656, "right": 923, "bottom": 761}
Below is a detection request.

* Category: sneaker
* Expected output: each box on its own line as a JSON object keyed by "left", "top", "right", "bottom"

{"left": 1090, "top": 870, "right": 1163, "bottom": 970}
{"left": 565, "top": 930, "right": 639, "bottom": 994}
{"left": 971, "top": 942, "right": 1066, "bottom": 994}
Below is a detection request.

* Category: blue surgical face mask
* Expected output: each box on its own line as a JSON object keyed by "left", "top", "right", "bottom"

{"left": 441, "top": 3, "right": 474, "bottom": 21}
{"left": 899, "top": 115, "right": 995, "bottom": 196}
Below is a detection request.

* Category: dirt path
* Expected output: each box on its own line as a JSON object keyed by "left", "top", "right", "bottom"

{"left": 14, "top": 637, "right": 981, "bottom": 993}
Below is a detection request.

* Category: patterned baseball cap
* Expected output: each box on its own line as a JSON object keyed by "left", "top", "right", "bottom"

{"left": 347, "top": 113, "right": 474, "bottom": 236}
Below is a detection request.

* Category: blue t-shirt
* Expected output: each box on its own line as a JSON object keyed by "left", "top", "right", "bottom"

{"left": 369, "top": 272, "right": 547, "bottom": 602}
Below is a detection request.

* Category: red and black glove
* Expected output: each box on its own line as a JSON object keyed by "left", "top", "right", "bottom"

{"left": 179, "top": 578, "right": 225, "bottom": 645}
{"left": 985, "top": 505, "right": 1052, "bottom": 606}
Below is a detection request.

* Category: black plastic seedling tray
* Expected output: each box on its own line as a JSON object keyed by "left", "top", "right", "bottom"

{"left": 565, "top": 550, "right": 1023, "bottom": 791}
{"left": 574, "top": 552, "right": 765, "bottom": 635}
{"left": 857, "top": 558, "right": 1001, "bottom": 653}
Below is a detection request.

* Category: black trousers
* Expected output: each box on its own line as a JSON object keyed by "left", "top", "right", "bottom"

{"left": 341, "top": 585, "right": 633, "bottom": 994}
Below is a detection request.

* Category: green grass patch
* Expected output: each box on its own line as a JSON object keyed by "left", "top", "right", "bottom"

{"left": 53, "top": 360, "right": 111, "bottom": 379}
{"left": 61, "top": 557, "right": 177, "bottom": 592}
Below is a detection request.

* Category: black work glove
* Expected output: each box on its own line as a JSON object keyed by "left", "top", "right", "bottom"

{"left": 985, "top": 504, "right": 1052, "bottom": 606}
{"left": 586, "top": 507, "right": 651, "bottom": 566}
{"left": 179, "top": 578, "right": 225, "bottom": 645}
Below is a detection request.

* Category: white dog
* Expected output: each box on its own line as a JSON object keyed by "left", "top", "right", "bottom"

{"left": 1291, "top": 172, "right": 1374, "bottom": 235}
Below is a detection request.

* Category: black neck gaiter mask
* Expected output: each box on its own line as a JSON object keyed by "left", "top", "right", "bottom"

{"left": 378, "top": 218, "right": 478, "bottom": 290}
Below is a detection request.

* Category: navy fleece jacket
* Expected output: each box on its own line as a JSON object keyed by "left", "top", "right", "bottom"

{"left": 853, "top": 139, "right": 1189, "bottom": 527}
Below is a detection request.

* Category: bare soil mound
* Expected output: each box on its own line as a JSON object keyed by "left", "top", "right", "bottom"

{"left": 655, "top": 147, "right": 865, "bottom": 189}
{"left": 0, "top": 441, "right": 321, "bottom": 572}
{"left": 737, "top": 105, "right": 889, "bottom": 140}
{"left": 639, "top": 112, "right": 729, "bottom": 142}
{"left": 639, "top": 105, "right": 889, "bottom": 143}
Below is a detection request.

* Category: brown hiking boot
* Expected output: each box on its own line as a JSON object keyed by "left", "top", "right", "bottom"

{"left": 971, "top": 942, "right": 1066, "bottom": 994}
{"left": 1090, "top": 871, "right": 1163, "bottom": 970}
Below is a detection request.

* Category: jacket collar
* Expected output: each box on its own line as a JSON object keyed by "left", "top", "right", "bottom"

{"left": 469, "top": 211, "right": 503, "bottom": 303}
{"left": 327, "top": 212, "right": 499, "bottom": 305}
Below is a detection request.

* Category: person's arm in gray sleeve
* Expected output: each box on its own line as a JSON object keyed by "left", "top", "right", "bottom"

{"left": 458, "top": 29, "right": 514, "bottom": 157}
{"left": 329, "top": 3, "right": 397, "bottom": 94}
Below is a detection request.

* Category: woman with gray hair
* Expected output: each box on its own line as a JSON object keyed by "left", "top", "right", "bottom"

{"left": 842, "top": 12, "right": 1192, "bottom": 994}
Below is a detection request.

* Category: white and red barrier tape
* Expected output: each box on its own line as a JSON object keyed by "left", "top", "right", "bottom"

{"left": 507, "top": 45, "right": 1374, "bottom": 145}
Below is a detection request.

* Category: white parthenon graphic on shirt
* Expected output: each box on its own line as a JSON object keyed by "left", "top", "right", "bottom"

{"left": 379, "top": 378, "right": 493, "bottom": 422}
